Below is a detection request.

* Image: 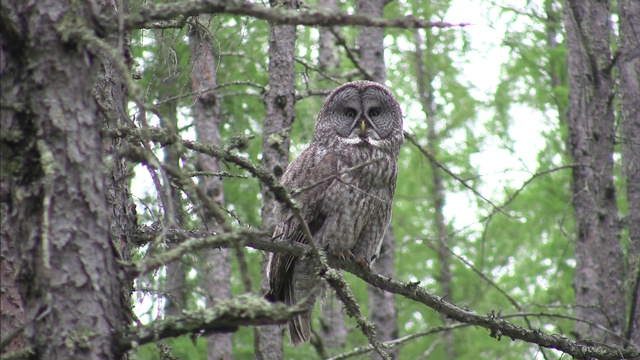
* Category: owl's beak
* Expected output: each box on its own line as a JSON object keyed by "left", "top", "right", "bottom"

{"left": 360, "top": 119, "right": 366, "bottom": 133}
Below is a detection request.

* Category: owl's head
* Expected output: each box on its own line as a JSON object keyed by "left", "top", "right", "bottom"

{"left": 314, "top": 81, "right": 404, "bottom": 153}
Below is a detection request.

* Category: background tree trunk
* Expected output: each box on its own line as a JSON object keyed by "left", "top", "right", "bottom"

{"left": 95, "top": 1, "right": 138, "bottom": 335}
{"left": 413, "top": 27, "right": 456, "bottom": 359}
{"left": 356, "top": 1, "right": 399, "bottom": 358}
{"left": 189, "top": 19, "right": 234, "bottom": 360}
{"left": 563, "top": 0, "right": 626, "bottom": 345}
{"left": 316, "top": 0, "right": 347, "bottom": 355}
{"left": 154, "top": 33, "right": 187, "bottom": 318}
{"left": 617, "top": 0, "right": 640, "bottom": 347}
{"left": 2, "top": 1, "right": 128, "bottom": 358}
{"left": 254, "top": 1, "right": 298, "bottom": 358}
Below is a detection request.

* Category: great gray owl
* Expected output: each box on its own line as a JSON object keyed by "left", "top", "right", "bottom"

{"left": 266, "top": 80, "right": 403, "bottom": 345}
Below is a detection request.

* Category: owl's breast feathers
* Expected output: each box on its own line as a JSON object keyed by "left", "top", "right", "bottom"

{"left": 266, "top": 141, "right": 398, "bottom": 345}
{"left": 342, "top": 144, "right": 398, "bottom": 190}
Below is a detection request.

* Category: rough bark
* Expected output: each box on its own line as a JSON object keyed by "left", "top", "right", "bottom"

{"left": 617, "top": 0, "right": 640, "bottom": 347}
{"left": 0, "top": 186, "right": 25, "bottom": 354}
{"left": 0, "top": 9, "right": 26, "bottom": 354}
{"left": 563, "top": 0, "right": 626, "bottom": 345}
{"left": 413, "top": 27, "right": 456, "bottom": 359}
{"left": 254, "top": 0, "right": 298, "bottom": 358}
{"left": 1, "top": 0, "right": 127, "bottom": 358}
{"left": 94, "top": 0, "right": 138, "bottom": 328}
{"left": 356, "top": 0, "right": 398, "bottom": 358}
{"left": 189, "top": 19, "right": 234, "bottom": 360}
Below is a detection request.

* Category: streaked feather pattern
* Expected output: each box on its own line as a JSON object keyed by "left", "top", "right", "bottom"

{"left": 266, "top": 81, "right": 403, "bottom": 345}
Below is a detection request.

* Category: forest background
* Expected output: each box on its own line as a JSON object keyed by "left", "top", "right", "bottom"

{"left": 0, "top": 0, "right": 638, "bottom": 359}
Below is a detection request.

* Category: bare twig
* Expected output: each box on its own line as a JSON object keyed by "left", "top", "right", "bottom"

{"left": 295, "top": 88, "right": 333, "bottom": 100}
{"left": 404, "top": 131, "right": 505, "bottom": 214}
{"left": 327, "top": 324, "right": 469, "bottom": 360}
{"left": 294, "top": 56, "right": 343, "bottom": 84}
{"left": 290, "top": 158, "right": 384, "bottom": 196}
{"left": 329, "top": 28, "right": 372, "bottom": 80}
{"left": 154, "top": 80, "right": 266, "bottom": 106}
{"left": 187, "top": 170, "right": 248, "bottom": 179}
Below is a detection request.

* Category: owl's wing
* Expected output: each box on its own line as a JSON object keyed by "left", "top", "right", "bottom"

{"left": 266, "top": 147, "right": 338, "bottom": 302}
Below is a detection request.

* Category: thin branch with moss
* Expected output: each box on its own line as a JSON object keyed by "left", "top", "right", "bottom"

{"left": 119, "top": 295, "right": 305, "bottom": 352}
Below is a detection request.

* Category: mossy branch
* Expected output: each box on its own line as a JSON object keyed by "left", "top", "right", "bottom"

{"left": 119, "top": 295, "right": 305, "bottom": 352}
{"left": 127, "top": 228, "right": 267, "bottom": 278}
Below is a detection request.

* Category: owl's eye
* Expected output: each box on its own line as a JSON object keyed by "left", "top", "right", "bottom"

{"left": 368, "top": 107, "right": 381, "bottom": 117}
{"left": 344, "top": 108, "right": 357, "bottom": 118}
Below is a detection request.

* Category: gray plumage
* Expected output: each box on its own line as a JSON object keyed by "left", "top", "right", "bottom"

{"left": 266, "top": 80, "right": 403, "bottom": 345}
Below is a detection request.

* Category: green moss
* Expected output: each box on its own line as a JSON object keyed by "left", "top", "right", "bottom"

{"left": 64, "top": 328, "right": 97, "bottom": 352}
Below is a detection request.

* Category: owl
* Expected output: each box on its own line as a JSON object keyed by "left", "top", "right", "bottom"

{"left": 266, "top": 80, "right": 403, "bottom": 345}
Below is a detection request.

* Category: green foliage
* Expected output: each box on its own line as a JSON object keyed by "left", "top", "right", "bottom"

{"left": 128, "top": 0, "right": 597, "bottom": 359}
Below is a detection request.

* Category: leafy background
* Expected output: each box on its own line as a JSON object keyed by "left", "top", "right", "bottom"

{"left": 126, "top": 0, "right": 619, "bottom": 358}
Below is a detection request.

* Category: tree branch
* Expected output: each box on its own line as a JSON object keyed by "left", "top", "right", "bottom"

{"left": 327, "top": 323, "right": 470, "bottom": 360}
{"left": 123, "top": 1, "right": 469, "bottom": 31}
{"left": 129, "top": 227, "right": 640, "bottom": 360}
{"left": 404, "top": 131, "right": 506, "bottom": 214}
{"left": 336, "top": 261, "right": 638, "bottom": 360}
{"left": 127, "top": 227, "right": 268, "bottom": 278}
{"left": 118, "top": 295, "right": 304, "bottom": 352}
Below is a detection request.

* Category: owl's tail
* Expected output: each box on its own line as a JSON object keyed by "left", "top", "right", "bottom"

{"left": 284, "top": 260, "right": 318, "bottom": 346}
{"left": 288, "top": 307, "right": 312, "bottom": 346}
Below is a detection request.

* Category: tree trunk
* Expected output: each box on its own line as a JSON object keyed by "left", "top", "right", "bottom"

{"left": 617, "top": 0, "right": 640, "bottom": 347}
{"left": 316, "top": 0, "right": 347, "bottom": 355}
{"left": 0, "top": 186, "right": 25, "bottom": 354}
{"left": 254, "top": 1, "right": 298, "bottom": 358}
{"left": 0, "top": 10, "right": 26, "bottom": 354}
{"left": 318, "top": 0, "right": 340, "bottom": 74}
{"left": 563, "top": 0, "right": 626, "bottom": 345}
{"left": 95, "top": 0, "right": 138, "bottom": 332}
{"left": 154, "top": 33, "right": 187, "bottom": 318}
{"left": 356, "top": 0, "right": 387, "bottom": 82}
{"left": 2, "top": 1, "right": 127, "bottom": 358}
{"left": 413, "top": 27, "right": 456, "bottom": 359}
{"left": 189, "top": 19, "right": 234, "bottom": 360}
{"left": 356, "top": 1, "right": 399, "bottom": 358}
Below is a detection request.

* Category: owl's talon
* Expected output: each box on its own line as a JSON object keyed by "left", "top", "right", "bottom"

{"left": 332, "top": 249, "right": 355, "bottom": 262}
{"left": 355, "top": 254, "right": 371, "bottom": 271}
